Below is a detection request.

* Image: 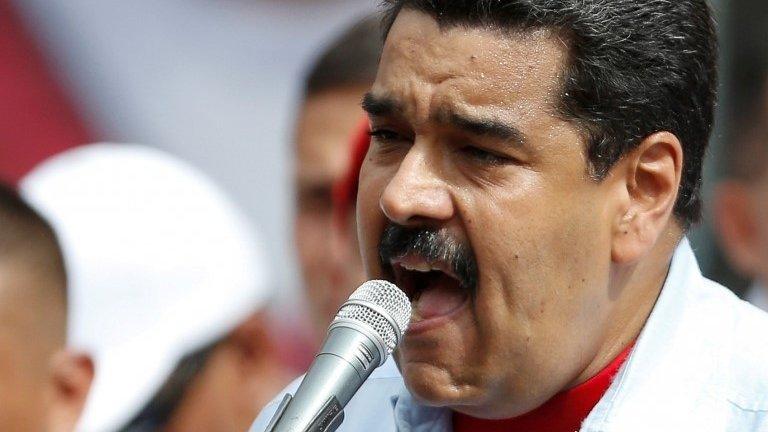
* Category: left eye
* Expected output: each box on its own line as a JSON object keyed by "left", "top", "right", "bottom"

{"left": 460, "top": 146, "right": 510, "bottom": 165}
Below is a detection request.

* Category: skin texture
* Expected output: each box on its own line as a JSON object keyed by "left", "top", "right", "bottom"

{"left": 0, "top": 261, "right": 59, "bottom": 432}
{"left": 0, "top": 259, "right": 91, "bottom": 432}
{"left": 357, "top": 10, "right": 684, "bottom": 419}
{"left": 294, "top": 85, "right": 370, "bottom": 339}
{"left": 164, "top": 313, "right": 292, "bottom": 432}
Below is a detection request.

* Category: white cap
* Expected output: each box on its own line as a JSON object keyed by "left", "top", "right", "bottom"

{"left": 20, "top": 143, "right": 271, "bottom": 432}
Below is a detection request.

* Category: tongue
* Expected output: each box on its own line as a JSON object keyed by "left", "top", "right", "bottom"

{"left": 413, "top": 275, "right": 467, "bottom": 319}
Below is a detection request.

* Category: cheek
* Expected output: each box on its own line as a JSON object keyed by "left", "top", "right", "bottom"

{"left": 0, "top": 344, "right": 39, "bottom": 422}
{"left": 464, "top": 177, "right": 613, "bottom": 357}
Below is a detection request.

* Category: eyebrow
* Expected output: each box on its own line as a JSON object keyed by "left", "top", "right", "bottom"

{"left": 361, "top": 92, "right": 402, "bottom": 117}
{"left": 436, "top": 108, "right": 527, "bottom": 148}
{"left": 362, "top": 92, "right": 527, "bottom": 148}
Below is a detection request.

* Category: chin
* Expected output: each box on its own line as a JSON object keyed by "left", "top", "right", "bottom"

{"left": 402, "top": 360, "right": 540, "bottom": 420}
{"left": 399, "top": 360, "right": 470, "bottom": 407}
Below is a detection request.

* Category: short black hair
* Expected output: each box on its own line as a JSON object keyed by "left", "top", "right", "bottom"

{"left": 0, "top": 182, "right": 66, "bottom": 300}
{"left": 303, "top": 14, "right": 383, "bottom": 97}
{"left": 382, "top": 0, "right": 718, "bottom": 228}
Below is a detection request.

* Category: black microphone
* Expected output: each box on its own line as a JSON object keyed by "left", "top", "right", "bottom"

{"left": 264, "top": 280, "right": 411, "bottom": 432}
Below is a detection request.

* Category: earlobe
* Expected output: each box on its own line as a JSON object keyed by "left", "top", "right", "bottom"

{"left": 611, "top": 132, "right": 683, "bottom": 264}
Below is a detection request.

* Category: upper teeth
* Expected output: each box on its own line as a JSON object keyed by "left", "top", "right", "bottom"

{"left": 401, "top": 262, "right": 438, "bottom": 273}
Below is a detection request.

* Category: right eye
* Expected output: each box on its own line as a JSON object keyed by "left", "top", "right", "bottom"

{"left": 368, "top": 128, "right": 412, "bottom": 159}
{"left": 368, "top": 128, "right": 403, "bottom": 143}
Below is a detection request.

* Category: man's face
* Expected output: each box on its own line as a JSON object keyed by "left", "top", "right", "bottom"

{"left": 294, "top": 86, "right": 369, "bottom": 334}
{"left": 358, "top": 11, "right": 622, "bottom": 418}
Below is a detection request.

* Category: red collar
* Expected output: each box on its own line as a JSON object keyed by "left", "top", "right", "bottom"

{"left": 453, "top": 344, "right": 634, "bottom": 432}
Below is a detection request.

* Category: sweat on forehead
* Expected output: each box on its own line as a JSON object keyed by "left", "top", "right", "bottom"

{"left": 370, "top": 16, "right": 568, "bottom": 129}
{"left": 377, "top": 13, "right": 566, "bottom": 88}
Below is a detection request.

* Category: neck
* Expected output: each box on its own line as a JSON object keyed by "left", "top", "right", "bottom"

{"left": 567, "top": 227, "right": 682, "bottom": 388}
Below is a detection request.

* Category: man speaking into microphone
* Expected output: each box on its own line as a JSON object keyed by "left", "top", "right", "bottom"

{"left": 253, "top": 1, "right": 768, "bottom": 430}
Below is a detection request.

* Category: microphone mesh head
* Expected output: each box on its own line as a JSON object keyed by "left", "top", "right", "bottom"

{"left": 334, "top": 280, "right": 411, "bottom": 354}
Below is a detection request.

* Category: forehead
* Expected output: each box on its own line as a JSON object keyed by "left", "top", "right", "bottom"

{"left": 374, "top": 10, "right": 568, "bottom": 121}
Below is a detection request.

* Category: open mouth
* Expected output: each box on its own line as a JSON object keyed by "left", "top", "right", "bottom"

{"left": 388, "top": 255, "right": 470, "bottom": 330}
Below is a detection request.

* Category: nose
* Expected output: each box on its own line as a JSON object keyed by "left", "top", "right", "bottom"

{"left": 379, "top": 145, "right": 454, "bottom": 226}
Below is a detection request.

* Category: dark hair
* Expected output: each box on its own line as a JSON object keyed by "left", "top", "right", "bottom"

{"left": 303, "top": 14, "right": 383, "bottom": 97}
{"left": 0, "top": 182, "right": 66, "bottom": 295}
{"left": 382, "top": 0, "right": 718, "bottom": 228}
{"left": 120, "top": 339, "right": 220, "bottom": 431}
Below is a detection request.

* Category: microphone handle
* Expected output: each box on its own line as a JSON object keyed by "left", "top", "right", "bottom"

{"left": 265, "top": 324, "right": 384, "bottom": 432}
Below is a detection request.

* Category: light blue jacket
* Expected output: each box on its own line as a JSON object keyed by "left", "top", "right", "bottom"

{"left": 252, "top": 240, "right": 768, "bottom": 431}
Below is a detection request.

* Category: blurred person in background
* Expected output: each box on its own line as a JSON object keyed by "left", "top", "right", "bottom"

{"left": 0, "top": 183, "right": 92, "bottom": 431}
{"left": 22, "top": 144, "right": 291, "bottom": 432}
{"left": 712, "top": 0, "right": 768, "bottom": 311}
{"left": 329, "top": 119, "right": 373, "bottom": 295}
{"left": 293, "top": 15, "right": 382, "bottom": 343}
{"left": 714, "top": 79, "right": 768, "bottom": 311}
{"left": 7, "top": 0, "right": 378, "bottom": 301}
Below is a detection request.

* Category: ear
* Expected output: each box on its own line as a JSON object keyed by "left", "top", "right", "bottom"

{"left": 611, "top": 132, "right": 683, "bottom": 264}
{"left": 229, "top": 313, "right": 275, "bottom": 370}
{"left": 713, "top": 181, "right": 761, "bottom": 277}
{"left": 228, "top": 313, "right": 293, "bottom": 411}
{"left": 47, "top": 350, "right": 94, "bottom": 432}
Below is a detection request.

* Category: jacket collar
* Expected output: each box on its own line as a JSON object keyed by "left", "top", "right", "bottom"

{"left": 392, "top": 390, "right": 452, "bottom": 432}
{"left": 582, "top": 238, "right": 709, "bottom": 430}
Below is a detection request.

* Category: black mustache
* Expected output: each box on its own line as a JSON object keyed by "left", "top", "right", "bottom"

{"left": 378, "top": 223, "right": 478, "bottom": 293}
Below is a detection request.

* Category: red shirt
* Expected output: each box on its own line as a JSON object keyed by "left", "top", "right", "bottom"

{"left": 453, "top": 345, "right": 634, "bottom": 432}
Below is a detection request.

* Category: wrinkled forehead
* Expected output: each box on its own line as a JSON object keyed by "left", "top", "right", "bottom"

{"left": 374, "top": 9, "right": 569, "bottom": 120}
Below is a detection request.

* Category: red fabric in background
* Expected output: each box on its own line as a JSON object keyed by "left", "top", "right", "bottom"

{"left": 453, "top": 343, "right": 634, "bottom": 432}
{"left": 0, "top": 0, "right": 93, "bottom": 185}
{"left": 331, "top": 117, "right": 370, "bottom": 227}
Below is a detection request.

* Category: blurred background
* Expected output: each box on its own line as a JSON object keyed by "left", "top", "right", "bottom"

{"left": 1, "top": 0, "right": 378, "bottom": 310}
{"left": 4, "top": 0, "right": 764, "bottom": 309}
{"left": 0, "top": 0, "right": 767, "bottom": 430}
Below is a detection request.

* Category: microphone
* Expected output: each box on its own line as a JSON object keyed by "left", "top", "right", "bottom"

{"left": 264, "top": 280, "right": 411, "bottom": 432}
